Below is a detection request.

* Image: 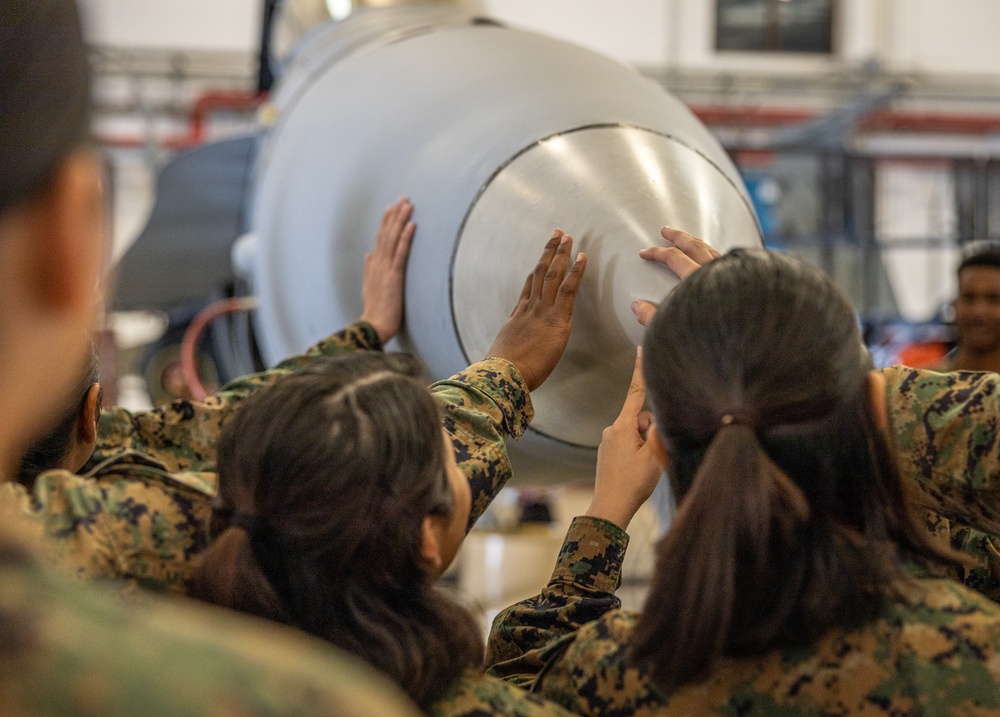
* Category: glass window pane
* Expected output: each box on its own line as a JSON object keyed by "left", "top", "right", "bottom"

{"left": 716, "top": 0, "right": 833, "bottom": 53}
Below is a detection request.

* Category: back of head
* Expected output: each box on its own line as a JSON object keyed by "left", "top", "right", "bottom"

{"left": 0, "top": 0, "right": 91, "bottom": 216}
{"left": 190, "top": 351, "right": 483, "bottom": 708}
{"left": 630, "top": 249, "right": 949, "bottom": 692}
{"left": 0, "top": 0, "right": 101, "bottom": 469}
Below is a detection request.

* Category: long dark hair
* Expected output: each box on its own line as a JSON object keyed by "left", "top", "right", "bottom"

{"left": 630, "top": 249, "right": 957, "bottom": 693}
{"left": 189, "top": 352, "right": 483, "bottom": 709}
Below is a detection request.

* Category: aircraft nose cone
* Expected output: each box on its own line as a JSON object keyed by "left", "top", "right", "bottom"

{"left": 453, "top": 125, "right": 760, "bottom": 449}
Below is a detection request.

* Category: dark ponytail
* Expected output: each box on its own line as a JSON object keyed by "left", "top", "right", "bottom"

{"left": 633, "top": 422, "right": 811, "bottom": 690}
{"left": 188, "top": 526, "right": 285, "bottom": 624}
{"left": 630, "top": 250, "right": 957, "bottom": 692}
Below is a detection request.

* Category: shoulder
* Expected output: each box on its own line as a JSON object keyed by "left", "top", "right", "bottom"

{"left": 430, "top": 670, "right": 575, "bottom": 717}
{"left": 535, "top": 610, "right": 670, "bottom": 716}
{"left": 880, "top": 364, "right": 1000, "bottom": 409}
{"left": 9, "top": 465, "right": 213, "bottom": 591}
{"left": 0, "top": 534, "right": 420, "bottom": 716}
{"left": 535, "top": 584, "right": 1000, "bottom": 716}
{"left": 28, "top": 461, "right": 214, "bottom": 517}
{"left": 889, "top": 573, "right": 1000, "bottom": 638}
{"left": 667, "top": 578, "right": 1000, "bottom": 716}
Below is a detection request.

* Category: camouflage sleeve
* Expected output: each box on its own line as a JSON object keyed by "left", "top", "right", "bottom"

{"left": 485, "top": 516, "right": 628, "bottom": 687}
{"left": 429, "top": 358, "right": 534, "bottom": 530}
{"left": 429, "top": 670, "right": 576, "bottom": 717}
{"left": 950, "top": 523, "right": 1000, "bottom": 602}
{"left": 2, "top": 463, "right": 213, "bottom": 594}
{"left": 90, "top": 321, "right": 382, "bottom": 473}
{"left": 881, "top": 365, "right": 1000, "bottom": 537}
{"left": 0, "top": 526, "right": 421, "bottom": 717}
{"left": 269, "top": 320, "right": 382, "bottom": 372}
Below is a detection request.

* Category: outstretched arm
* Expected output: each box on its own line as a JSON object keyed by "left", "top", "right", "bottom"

{"left": 431, "top": 229, "right": 587, "bottom": 528}
{"left": 586, "top": 348, "right": 663, "bottom": 531}
{"left": 92, "top": 199, "right": 416, "bottom": 473}
{"left": 486, "top": 356, "right": 657, "bottom": 684}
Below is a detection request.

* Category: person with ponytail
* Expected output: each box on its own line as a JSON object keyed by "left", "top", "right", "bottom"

{"left": 190, "top": 234, "right": 586, "bottom": 717}
{"left": 486, "top": 232, "right": 1000, "bottom": 715}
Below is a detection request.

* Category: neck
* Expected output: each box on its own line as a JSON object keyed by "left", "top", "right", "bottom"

{"left": 952, "top": 346, "right": 1000, "bottom": 373}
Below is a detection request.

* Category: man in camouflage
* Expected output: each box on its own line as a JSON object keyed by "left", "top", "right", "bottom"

{"left": 0, "top": 1, "right": 421, "bottom": 713}
{"left": 884, "top": 365, "right": 1000, "bottom": 600}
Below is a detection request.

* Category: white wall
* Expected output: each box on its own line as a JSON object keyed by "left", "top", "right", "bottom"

{"left": 80, "top": 0, "right": 261, "bottom": 51}
{"left": 478, "top": 0, "right": 669, "bottom": 68}
{"left": 889, "top": 0, "right": 1000, "bottom": 76}
{"left": 78, "top": 0, "right": 1000, "bottom": 79}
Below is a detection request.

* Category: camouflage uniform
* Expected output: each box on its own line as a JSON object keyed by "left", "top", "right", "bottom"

{"left": 430, "top": 670, "right": 574, "bottom": 717}
{"left": 883, "top": 366, "right": 1000, "bottom": 601}
{"left": 486, "top": 516, "right": 1000, "bottom": 716}
{"left": 0, "top": 524, "right": 421, "bottom": 717}
{"left": 2, "top": 321, "right": 532, "bottom": 593}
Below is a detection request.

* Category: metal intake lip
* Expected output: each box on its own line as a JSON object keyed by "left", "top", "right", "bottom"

{"left": 452, "top": 124, "right": 761, "bottom": 450}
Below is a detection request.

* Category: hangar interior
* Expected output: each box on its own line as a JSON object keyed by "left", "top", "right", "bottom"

{"left": 84, "top": 0, "right": 1000, "bottom": 622}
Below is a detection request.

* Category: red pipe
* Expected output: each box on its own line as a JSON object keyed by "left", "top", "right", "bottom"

{"left": 96, "top": 90, "right": 267, "bottom": 150}
{"left": 861, "top": 110, "right": 1000, "bottom": 134}
{"left": 688, "top": 104, "right": 1000, "bottom": 135}
{"left": 180, "top": 296, "right": 257, "bottom": 402}
{"left": 100, "top": 95, "right": 1000, "bottom": 150}
{"left": 689, "top": 105, "right": 817, "bottom": 127}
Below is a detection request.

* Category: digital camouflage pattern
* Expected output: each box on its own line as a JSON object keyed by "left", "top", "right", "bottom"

{"left": 429, "top": 670, "right": 574, "bottom": 717}
{"left": 0, "top": 322, "right": 381, "bottom": 592}
{"left": 0, "top": 524, "right": 422, "bottom": 717}
{"left": 88, "top": 321, "right": 384, "bottom": 474}
{"left": 882, "top": 366, "right": 1000, "bottom": 601}
{"left": 431, "top": 360, "right": 532, "bottom": 530}
{"left": 2, "top": 322, "right": 533, "bottom": 594}
{"left": 486, "top": 516, "right": 1000, "bottom": 716}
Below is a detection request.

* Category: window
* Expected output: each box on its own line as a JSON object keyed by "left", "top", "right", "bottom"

{"left": 716, "top": 0, "right": 834, "bottom": 53}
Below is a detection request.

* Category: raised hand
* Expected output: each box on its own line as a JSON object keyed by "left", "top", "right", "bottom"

{"left": 586, "top": 348, "right": 664, "bottom": 531}
{"left": 486, "top": 229, "right": 587, "bottom": 391}
{"left": 359, "top": 198, "right": 416, "bottom": 343}
{"left": 631, "top": 226, "right": 721, "bottom": 327}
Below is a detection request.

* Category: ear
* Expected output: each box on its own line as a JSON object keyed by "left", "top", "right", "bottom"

{"left": 868, "top": 370, "right": 889, "bottom": 431}
{"left": 76, "top": 382, "right": 102, "bottom": 446}
{"left": 25, "top": 151, "right": 103, "bottom": 312}
{"left": 419, "top": 515, "right": 444, "bottom": 574}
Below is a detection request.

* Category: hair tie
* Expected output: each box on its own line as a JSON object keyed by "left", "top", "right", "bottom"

{"left": 230, "top": 512, "right": 262, "bottom": 534}
{"left": 719, "top": 409, "right": 754, "bottom": 429}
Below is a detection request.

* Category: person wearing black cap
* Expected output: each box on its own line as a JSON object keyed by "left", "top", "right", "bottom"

{"left": 943, "top": 249, "right": 1000, "bottom": 374}
{"left": 0, "top": 1, "right": 423, "bottom": 714}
